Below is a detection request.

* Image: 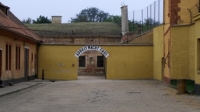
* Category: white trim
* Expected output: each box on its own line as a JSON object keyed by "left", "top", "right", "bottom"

{"left": 75, "top": 46, "right": 109, "bottom": 58}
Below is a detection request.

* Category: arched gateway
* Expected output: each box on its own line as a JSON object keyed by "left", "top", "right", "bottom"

{"left": 75, "top": 46, "right": 109, "bottom": 58}
{"left": 75, "top": 46, "right": 109, "bottom": 77}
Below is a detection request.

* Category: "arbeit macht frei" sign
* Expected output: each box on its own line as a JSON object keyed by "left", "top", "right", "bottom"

{"left": 75, "top": 46, "right": 109, "bottom": 58}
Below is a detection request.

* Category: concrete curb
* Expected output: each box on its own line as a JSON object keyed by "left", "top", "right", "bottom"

{"left": 0, "top": 83, "right": 42, "bottom": 97}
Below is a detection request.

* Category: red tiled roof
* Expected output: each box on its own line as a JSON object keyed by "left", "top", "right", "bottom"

{"left": 0, "top": 3, "right": 41, "bottom": 42}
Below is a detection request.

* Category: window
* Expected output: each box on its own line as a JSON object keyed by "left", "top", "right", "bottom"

{"left": 16, "top": 45, "right": 20, "bottom": 70}
{"left": 31, "top": 52, "right": 33, "bottom": 63}
{"left": 6, "top": 43, "right": 11, "bottom": 70}
{"left": 79, "top": 56, "right": 85, "bottom": 67}
{"left": 97, "top": 56, "right": 104, "bottom": 67}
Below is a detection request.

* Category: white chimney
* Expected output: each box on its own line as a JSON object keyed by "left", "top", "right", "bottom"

{"left": 121, "top": 5, "right": 129, "bottom": 35}
{"left": 52, "top": 16, "right": 62, "bottom": 24}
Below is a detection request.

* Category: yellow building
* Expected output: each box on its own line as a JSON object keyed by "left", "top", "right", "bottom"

{"left": 0, "top": 3, "right": 41, "bottom": 87}
{"left": 161, "top": 0, "right": 200, "bottom": 94}
{"left": 2, "top": 0, "right": 200, "bottom": 95}
{"left": 26, "top": 22, "right": 122, "bottom": 76}
{"left": 25, "top": 3, "right": 155, "bottom": 82}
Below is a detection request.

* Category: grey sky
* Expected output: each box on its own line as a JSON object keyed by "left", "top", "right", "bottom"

{"left": 1, "top": 0, "right": 156, "bottom": 23}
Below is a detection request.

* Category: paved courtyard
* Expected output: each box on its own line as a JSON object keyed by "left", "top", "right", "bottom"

{"left": 0, "top": 76, "right": 200, "bottom": 112}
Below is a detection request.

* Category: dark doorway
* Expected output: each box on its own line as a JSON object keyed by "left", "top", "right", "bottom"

{"left": 97, "top": 56, "right": 104, "bottom": 67}
{"left": 24, "top": 48, "right": 29, "bottom": 81}
{"left": 78, "top": 51, "right": 106, "bottom": 79}
{"left": 0, "top": 50, "right": 2, "bottom": 79}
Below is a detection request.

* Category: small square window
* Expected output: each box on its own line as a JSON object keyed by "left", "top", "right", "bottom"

{"left": 79, "top": 56, "right": 86, "bottom": 67}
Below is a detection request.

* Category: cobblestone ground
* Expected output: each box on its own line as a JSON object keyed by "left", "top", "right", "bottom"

{"left": 0, "top": 76, "right": 200, "bottom": 112}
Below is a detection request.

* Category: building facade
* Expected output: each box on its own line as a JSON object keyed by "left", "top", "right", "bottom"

{"left": 0, "top": 3, "right": 41, "bottom": 87}
{"left": 160, "top": 0, "right": 200, "bottom": 94}
{"left": 26, "top": 22, "right": 121, "bottom": 76}
{"left": 3, "top": 0, "right": 200, "bottom": 95}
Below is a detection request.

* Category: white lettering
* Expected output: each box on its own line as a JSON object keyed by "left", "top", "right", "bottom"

{"left": 75, "top": 46, "right": 109, "bottom": 58}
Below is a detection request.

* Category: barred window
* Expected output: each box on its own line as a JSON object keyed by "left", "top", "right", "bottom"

{"left": 31, "top": 52, "right": 33, "bottom": 63}
{"left": 6, "top": 43, "right": 11, "bottom": 70}
{"left": 79, "top": 56, "right": 85, "bottom": 67}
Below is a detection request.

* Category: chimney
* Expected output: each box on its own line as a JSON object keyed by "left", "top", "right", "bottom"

{"left": 121, "top": 5, "right": 129, "bottom": 35}
{"left": 52, "top": 16, "right": 62, "bottom": 24}
{"left": 0, "top": 3, "right": 10, "bottom": 15}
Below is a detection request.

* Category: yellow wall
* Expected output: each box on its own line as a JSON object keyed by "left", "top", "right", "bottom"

{"left": 162, "top": 0, "right": 199, "bottom": 82}
{"left": 38, "top": 46, "right": 79, "bottom": 80}
{"left": 105, "top": 46, "right": 153, "bottom": 80}
{"left": 171, "top": 26, "right": 189, "bottom": 79}
{"left": 170, "top": 20, "right": 196, "bottom": 80}
{"left": 129, "top": 31, "right": 153, "bottom": 44}
{"left": 153, "top": 25, "right": 164, "bottom": 81}
{"left": 188, "top": 25, "right": 195, "bottom": 80}
{"left": 38, "top": 45, "right": 153, "bottom": 80}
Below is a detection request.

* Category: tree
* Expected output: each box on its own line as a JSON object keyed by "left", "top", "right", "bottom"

{"left": 105, "top": 15, "right": 121, "bottom": 26}
{"left": 105, "top": 15, "right": 141, "bottom": 32}
{"left": 32, "top": 15, "right": 51, "bottom": 24}
{"left": 22, "top": 17, "right": 32, "bottom": 24}
{"left": 71, "top": 7, "right": 109, "bottom": 22}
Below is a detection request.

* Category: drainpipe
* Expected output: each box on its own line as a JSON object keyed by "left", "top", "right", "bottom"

{"left": 36, "top": 41, "right": 42, "bottom": 79}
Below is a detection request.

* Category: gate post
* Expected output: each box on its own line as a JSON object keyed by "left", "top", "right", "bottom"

{"left": 177, "top": 79, "right": 186, "bottom": 94}
{"left": 42, "top": 69, "right": 45, "bottom": 80}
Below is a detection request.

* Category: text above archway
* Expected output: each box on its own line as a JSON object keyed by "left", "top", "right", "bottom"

{"left": 75, "top": 46, "right": 109, "bottom": 58}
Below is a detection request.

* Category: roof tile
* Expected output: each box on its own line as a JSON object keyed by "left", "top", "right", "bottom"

{"left": 0, "top": 2, "right": 41, "bottom": 42}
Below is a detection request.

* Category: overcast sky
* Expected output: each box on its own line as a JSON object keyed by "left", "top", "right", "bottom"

{"left": 1, "top": 0, "right": 157, "bottom": 23}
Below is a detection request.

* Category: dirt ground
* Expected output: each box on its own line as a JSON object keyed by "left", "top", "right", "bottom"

{"left": 0, "top": 76, "right": 200, "bottom": 112}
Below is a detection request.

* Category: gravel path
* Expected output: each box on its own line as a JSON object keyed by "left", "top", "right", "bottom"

{"left": 0, "top": 76, "right": 200, "bottom": 112}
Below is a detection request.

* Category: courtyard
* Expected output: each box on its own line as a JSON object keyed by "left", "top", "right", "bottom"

{"left": 0, "top": 76, "right": 200, "bottom": 112}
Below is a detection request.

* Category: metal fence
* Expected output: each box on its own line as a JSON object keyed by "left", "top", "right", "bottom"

{"left": 129, "top": 0, "right": 163, "bottom": 34}
{"left": 189, "top": 2, "right": 200, "bottom": 17}
{"left": 181, "top": 1, "right": 200, "bottom": 24}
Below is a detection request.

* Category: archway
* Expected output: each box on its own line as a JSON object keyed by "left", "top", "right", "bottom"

{"left": 75, "top": 46, "right": 109, "bottom": 79}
